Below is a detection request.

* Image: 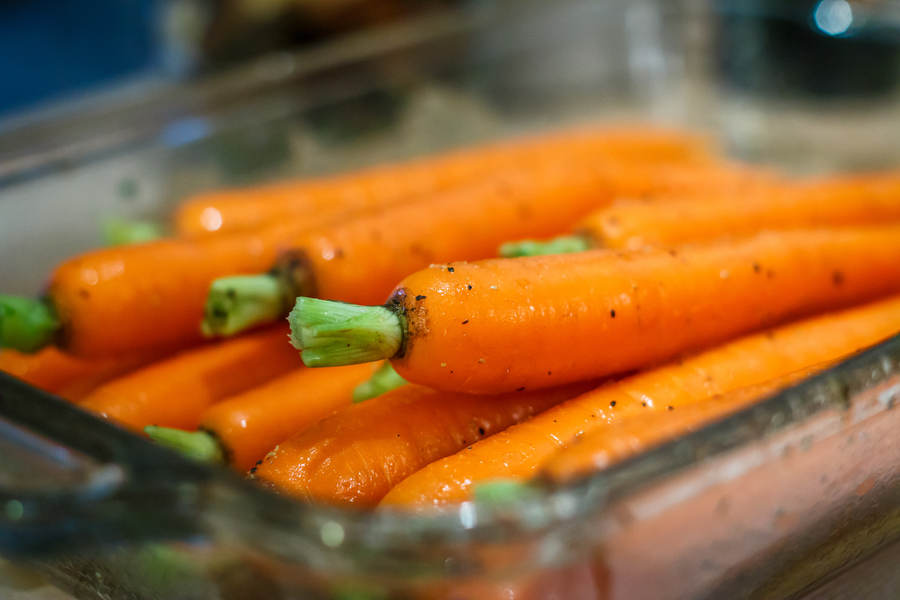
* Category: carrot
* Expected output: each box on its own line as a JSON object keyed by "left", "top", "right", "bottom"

{"left": 0, "top": 221, "right": 311, "bottom": 356}
{"left": 173, "top": 126, "right": 714, "bottom": 237}
{"left": 252, "top": 380, "right": 598, "bottom": 507}
{"left": 540, "top": 363, "right": 834, "bottom": 482}
{"left": 501, "top": 171, "right": 900, "bottom": 257}
{"left": 290, "top": 225, "right": 900, "bottom": 394}
{"left": 0, "top": 347, "right": 154, "bottom": 401}
{"left": 80, "top": 326, "right": 298, "bottom": 431}
{"left": 201, "top": 160, "right": 770, "bottom": 337}
{"left": 379, "top": 294, "right": 900, "bottom": 507}
{"left": 145, "top": 362, "right": 377, "bottom": 471}
{"left": 0, "top": 164, "right": 757, "bottom": 357}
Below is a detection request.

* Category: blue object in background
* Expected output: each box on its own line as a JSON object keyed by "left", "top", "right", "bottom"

{"left": 0, "top": 0, "right": 160, "bottom": 117}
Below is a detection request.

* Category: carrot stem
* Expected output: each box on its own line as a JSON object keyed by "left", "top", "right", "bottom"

{"left": 202, "top": 275, "right": 292, "bottom": 337}
{"left": 102, "top": 218, "right": 165, "bottom": 246}
{"left": 473, "top": 479, "right": 539, "bottom": 505}
{"left": 499, "top": 235, "right": 591, "bottom": 258}
{"left": 0, "top": 296, "right": 59, "bottom": 353}
{"left": 144, "top": 425, "right": 225, "bottom": 463}
{"left": 288, "top": 297, "right": 403, "bottom": 367}
{"left": 352, "top": 362, "right": 407, "bottom": 403}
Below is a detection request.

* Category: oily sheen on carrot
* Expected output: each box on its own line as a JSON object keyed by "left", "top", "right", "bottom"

{"left": 582, "top": 171, "right": 900, "bottom": 251}
{"left": 201, "top": 363, "right": 377, "bottom": 471}
{"left": 203, "top": 159, "right": 771, "bottom": 337}
{"left": 253, "top": 380, "right": 597, "bottom": 507}
{"left": 80, "top": 327, "right": 297, "bottom": 431}
{"left": 174, "top": 127, "right": 713, "bottom": 237}
{"left": 294, "top": 225, "right": 900, "bottom": 394}
{"left": 380, "top": 294, "right": 900, "bottom": 507}
{"left": 541, "top": 363, "right": 833, "bottom": 482}
{"left": 0, "top": 347, "right": 151, "bottom": 401}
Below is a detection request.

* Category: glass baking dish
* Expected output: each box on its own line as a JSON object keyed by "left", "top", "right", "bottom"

{"left": 2, "top": 1, "right": 900, "bottom": 598}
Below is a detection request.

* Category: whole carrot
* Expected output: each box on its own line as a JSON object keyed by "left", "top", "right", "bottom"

{"left": 0, "top": 347, "right": 154, "bottom": 401}
{"left": 145, "top": 362, "right": 377, "bottom": 471}
{"left": 80, "top": 326, "right": 298, "bottom": 431}
{"left": 501, "top": 171, "right": 900, "bottom": 257}
{"left": 0, "top": 221, "right": 312, "bottom": 356}
{"left": 252, "top": 380, "right": 598, "bottom": 507}
{"left": 202, "top": 160, "right": 770, "bottom": 337}
{"left": 174, "top": 127, "right": 714, "bottom": 237}
{"left": 541, "top": 363, "right": 833, "bottom": 482}
{"left": 290, "top": 225, "right": 900, "bottom": 394}
{"left": 379, "top": 294, "right": 900, "bottom": 507}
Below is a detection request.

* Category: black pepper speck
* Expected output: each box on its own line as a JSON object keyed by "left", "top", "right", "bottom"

{"left": 415, "top": 295, "right": 426, "bottom": 301}
{"left": 610, "top": 309, "right": 616, "bottom": 318}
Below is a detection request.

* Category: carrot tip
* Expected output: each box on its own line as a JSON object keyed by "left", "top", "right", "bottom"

{"left": 145, "top": 425, "right": 225, "bottom": 464}
{"left": 202, "top": 275, "right": 291, "bottom": 337}
{"left": 352, "top": 361, "right": 407, "bottom": 403}
{"left": 0, "top": 295, "right": 58, "bottom": 353}
{"left": 498, "top": 235, "right": 591, "bottom": 258}
{"left": 288, "top": 297, "right": 403, "bottom": 367}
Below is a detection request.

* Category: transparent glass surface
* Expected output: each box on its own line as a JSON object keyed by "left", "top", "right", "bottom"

{"left": 1, "top": 1, "right": 899, "bottom": 598}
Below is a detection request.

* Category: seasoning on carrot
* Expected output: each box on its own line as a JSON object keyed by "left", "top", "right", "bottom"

{"left": 145, "top": 362, "right": 377, "bottom": 471}
{"left": 0, "top": 347, "right": 154, "bottom": 402}
{"left": 174, "top": 126, "right": 714, "bottom": 237}
{"left": 252, "top": 380, "right": 598, "bottom": 507}
{"left": 379, "top": 294, "right": 900, "bottom": 508}
{"left": 352, "top": 361, "right": 407, "bottom": 403}
{"left": 80, "top": 326, "right": 298, "bottom": 431}
{"left": 289, "top": 225, "right": 900, "bottom": 394}
{"left": 540, "top": 363, "right": 835, "bottom": 482}
{"left": 202, "top": 160, "right": 767, "bottom": 337}
{"left": 500, "top": 171, "right": 900, "bottom": 256}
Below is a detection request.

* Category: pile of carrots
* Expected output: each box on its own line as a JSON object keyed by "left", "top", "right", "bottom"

{"left": 2, "top": 123, "right": 900, "bottom": 513}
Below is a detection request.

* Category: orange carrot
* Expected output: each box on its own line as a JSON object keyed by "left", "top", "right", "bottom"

{"left": 0, "top": 163, "right": 757, "bottom": 358}
{"left": 379, "top": 294, "right": 900, "bottom": 508}
{"left": 581, "top": 171, "right": 900, "bottom": 251}
{"left": 174, "top": 126, "right": 714, "bottom": 237}
{"left": 291, "top": 225, "right": 900, "bottom": 394}
{"left": 203, "top": 160, "right": 771, "bottom": 336}
{"left": 541, "top": 363, "right": 834, "bottom": 482}
{"left": 80, "top": 326, "right": 298, "bottom": 431}
{"left": 0, "top": 347, "right": 153, "bottom": 401}
{"left": 146, "top": 363, "right": 378, "bottom": 471}
{"left": 252, "top": 380, "right": 598, "bottom": 507}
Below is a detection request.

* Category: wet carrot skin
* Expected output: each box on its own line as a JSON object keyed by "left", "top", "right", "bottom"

{"left": 253, "top": 380, "right": 597, "bottom": 507}
{"left": 174, "top": 127, "right": 716, "bottom": 236}
{"left": 80, "top": 326, "right": 298, "bottom": 431}
{"left": 389, "top": 225, "right": 900, "bottom": 395}
{"left": 540, "top": 363, "right": 834, "bottom": 482}
{"left": 380, "top": 295, "right": 900, "bottom": 508}
{"left": 201, "top": 363, "right": 376, "bottom": 472}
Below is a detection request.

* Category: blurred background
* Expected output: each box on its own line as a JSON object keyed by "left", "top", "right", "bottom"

{"left": 2, "top": 0, "right": 900, "bottom": 293}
